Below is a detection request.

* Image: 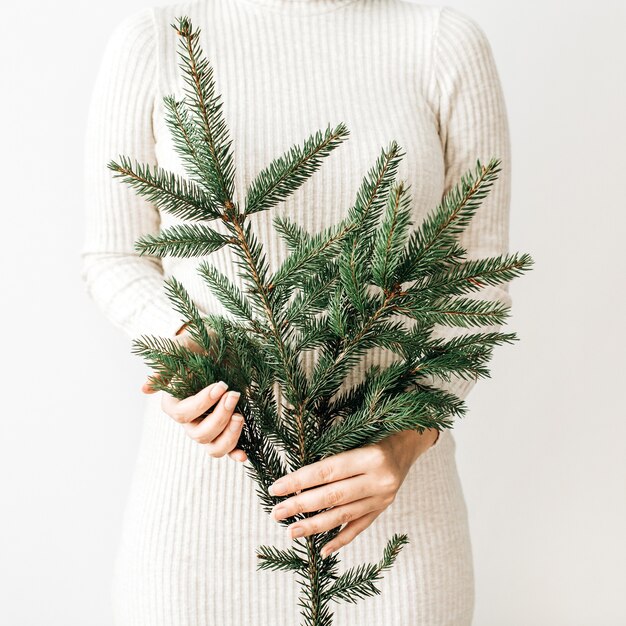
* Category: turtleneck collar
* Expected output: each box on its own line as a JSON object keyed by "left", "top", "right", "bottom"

{"left": 232, "top": 0, "right": 361, "bottom": 15}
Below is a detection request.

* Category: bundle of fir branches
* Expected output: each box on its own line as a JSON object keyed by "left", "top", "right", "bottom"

{"left": 107, "top": 15, "right": 533, "bottom": 626}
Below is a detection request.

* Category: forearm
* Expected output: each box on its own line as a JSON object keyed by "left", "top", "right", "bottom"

{"left": 425, "top": 6, "right": 513, "bottom": 403}
{"left": 81, "top": 9, "right": 186, "bottom": 342}
{"left": 80, "top": 250, "right": 187, "bottom": 340}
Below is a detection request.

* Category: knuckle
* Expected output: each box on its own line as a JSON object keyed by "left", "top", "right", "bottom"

{"left": 317, "top": 463, "right": 333, "bottom": 483}
{"left": 168, "top": 407, "right": 186, "bottom": 423}
{"left": 380, "top": 471, "right": 399, "bottom": 492}
{"left": 383, "top": 492, "right": 396, "bottom": 506}
{"left": 189, "top": 398, "right": 202, "bottom": 418}
{"left": 294, "top": 499, "right": 305, "bottom": 515}
{"left": 205, "top": 443, "right": 224, "bottom": 458}
{"left": 326, "top": 489, "right": 343, "bottom": 507}
{"left": 368, "top": 445, "right": 386, "bottom": 467}
{"left": 191, "top": 429, "right": 211, "bottom": 444}
{"left": 194, "top": 394, "right": 212, "bottom": 417}
{"left": 338, "top": 509, "right": 352, "bottom": 525}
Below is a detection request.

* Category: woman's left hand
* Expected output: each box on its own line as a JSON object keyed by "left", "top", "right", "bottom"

{"left": 268, "top": 427, "right": 439, "bottom": 559}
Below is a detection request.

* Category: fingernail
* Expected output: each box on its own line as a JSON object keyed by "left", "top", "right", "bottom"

{"left": 289, "top": 526, "right": 304, "bottom": 539}
{"left": 320, "top": 547, "right": 332, "bottom": 559}
{"left": 209, "top": 381, "right": 228, "bottom": 399}
{"left": 225, "top": 391, "right": 240, "bottom": 411}
{"left": 229, "top": 413, "right": 243, "bottom": 431}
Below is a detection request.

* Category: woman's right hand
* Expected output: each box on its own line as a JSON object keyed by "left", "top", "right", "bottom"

{"left": 141, "top": 326, "right": 248, "bottom": 464}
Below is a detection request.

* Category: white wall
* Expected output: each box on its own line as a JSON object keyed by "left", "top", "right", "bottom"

{"left": 451, "top": 2, "right": 626, "bottom": 624}
{"left": 0, "top": 1, "right": 623, "bottom": 624}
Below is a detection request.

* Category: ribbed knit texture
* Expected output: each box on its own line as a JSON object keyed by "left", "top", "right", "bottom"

{"left": 81, "top": 0, "right": 511, "bottom": 624}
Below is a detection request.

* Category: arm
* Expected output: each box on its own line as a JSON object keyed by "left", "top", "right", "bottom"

{"left": 80, "top": 8, "right": 187, "bottom": 341}
{"left": 425, "top": 5, "right": 513, "bottom": 403}
{"left": 253, "top": 11, "right": 516, "bottom": 548}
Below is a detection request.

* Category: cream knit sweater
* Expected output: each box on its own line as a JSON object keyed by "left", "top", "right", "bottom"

{"left": 81, "top": 1, "right": 511, "bottom": 624}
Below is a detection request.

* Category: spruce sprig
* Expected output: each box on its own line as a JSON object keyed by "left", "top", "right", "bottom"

{"left": 107, "top": 15, "right": 533, "bottom": 625}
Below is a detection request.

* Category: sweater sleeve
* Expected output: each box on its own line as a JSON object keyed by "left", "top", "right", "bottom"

{"left": 80, "top": 8, "right": 187, "bottom": 341}
{"left": 425, "top": 6, "right": 513, "bottom": 402}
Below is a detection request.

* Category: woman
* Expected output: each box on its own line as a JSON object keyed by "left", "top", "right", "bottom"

{"left": 81, "top": 0, "right": 512, "bottom": 623}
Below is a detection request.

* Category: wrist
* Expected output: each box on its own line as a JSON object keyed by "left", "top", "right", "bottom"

{"left": 428, "top": 428, "right": 441, "bottom": 448}
{"left": 415, "top": 427, "right": 440, "bottom": 455}
{"left": 386, "top": 428, "right": 438, "bottom": 468}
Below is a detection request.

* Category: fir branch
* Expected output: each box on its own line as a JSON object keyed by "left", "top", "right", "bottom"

{"left": 413, "top": 331, "right": 519, "bottom": 382}
{"left": 225, "top": 217, "right": 273, "bottom": 309}
{"left": 163, "top": 275, "right": 215, "bottom": 351}
{"left": 134, "top": 223, "right": 232, "bottom": 258}
{"left": 294, "top": 316, "right": 334, "bottom": 353}
{"left": 107, "top": 154, "right": 221, "bottom": 221}
{"left": 311, "top": 387, "right": 461, "bottom": 458}
{"left": 245, "top": 123, "right": 350, "bottom": 216}
{"left": 284, "top": 262, "right": 340, "bottom": 329}
{"left": 306, "top": 287, "right": 400, "bottom": 402}
{"left": 269, "top": 218, "right": 355, "bottom": 302}
{"left": 336, "top": 142, "right": 405, "bottom": 316}
{"left": 257, "top": 545, "right": 309, "bottom": 573}
{"left": 196, "top": 260, "right": 255, "bottom": 323}
{"left": 396, "top": 157, "right": 502, "bottom": 281}
{"left": 411, "top": 252, "right": 534, "bottom": 299}
{"left": 426, "top": 330, "right": 519, "bottom": 352}
{"left": 324, "top": 534, "right": 409, "bottom": 604}
{"left": 222, "top": 207, "right": 314, "bottom": 458}
{"left": 371, "top": 181, "right": 413, "bottom": 290}
{"left": 242, "top": 402, "right": 291, "bottom": 512}
{"left": 171, "top": 17, "right": 236, "bottom": 208}
{"left": 345, "top": 141, "right": 405, "bottom": 241}
{"left": 336, "top": 243, "right": 370, "bottom": 316}
{"left": 130, "top": 334, "right": 212, "bottom": 398}
{"left": 162, "top": 95, "right": 221, "bottom": 195}
{"left": 273, "top": 214, "right": 310, "bottom": 250}
{"left": 397, "top": 295, "right": 512, "bottom": 328}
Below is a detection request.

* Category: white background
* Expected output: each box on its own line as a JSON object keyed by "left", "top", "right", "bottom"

{"left": 1, "top": 0, "right": 624, "bottom": 624}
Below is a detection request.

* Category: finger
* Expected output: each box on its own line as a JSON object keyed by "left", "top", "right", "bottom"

{"left": 142, "top": 372, "right": 169, "bottom": 394}
{"left": 319, "top": 510, "right": 381, "bottom": 558}
{"left": 162, "top": 380, "right": 229, "bottom": 424}
{"left": 268, "top": 445, "right": 379, "bottom": 496}
{"left": 228, "top": 448, "right": 248, "bottom": 463}
{"left": 271, "top": 473, "right": 373, "bottom": 521}
{"left": 183, "top": 390, "right": 241, "bottom": 444}
{"left": 204, "top": 412, "right": 244, "bottom": 458}
{"left": 285, "top": 496, "right": 380, "bottom": 540}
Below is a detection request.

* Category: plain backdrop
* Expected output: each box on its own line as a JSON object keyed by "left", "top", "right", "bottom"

{"left": 1, "top": 0, "right": 624, "bottom": 624}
